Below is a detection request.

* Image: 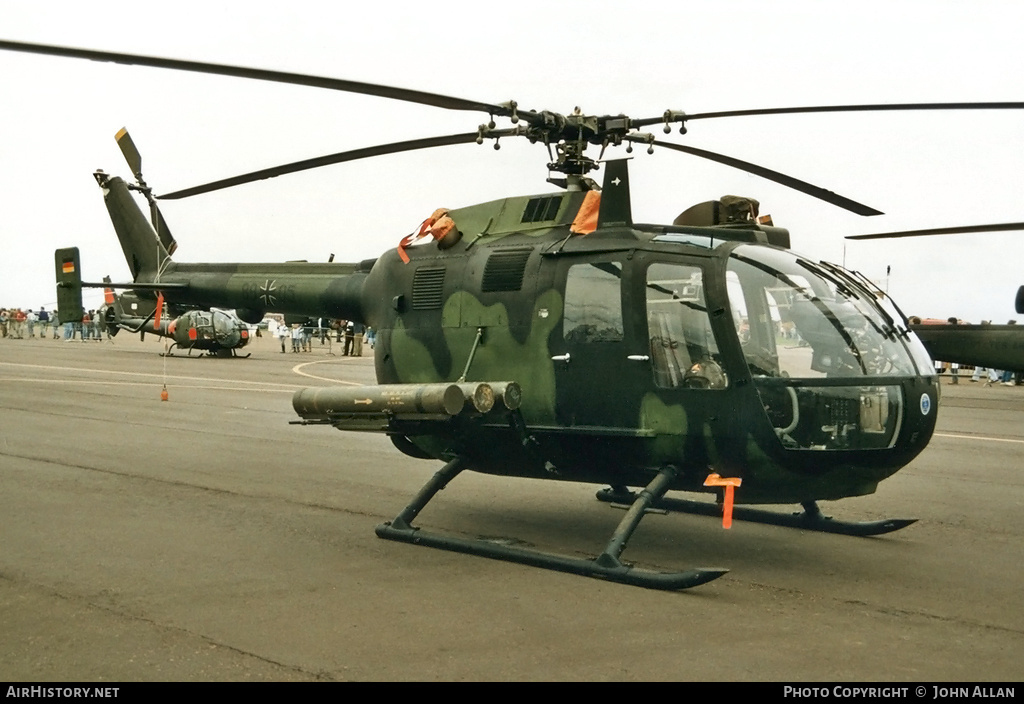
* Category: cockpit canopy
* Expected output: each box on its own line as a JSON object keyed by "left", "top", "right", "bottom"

{"left": 725, "top": 245, "right": 930, "bottom": 380}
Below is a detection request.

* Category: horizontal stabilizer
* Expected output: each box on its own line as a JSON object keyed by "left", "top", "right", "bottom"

{"left": 79, "top": 280, "right": 187, "bottom": 291}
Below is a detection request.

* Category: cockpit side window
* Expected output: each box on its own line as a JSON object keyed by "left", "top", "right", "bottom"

{"left": 563, "top": 261, "right": 623, "bottom": 344}
{"left": 646, "top": 262, "right": 726, "bottom": 389}
{"left": 726, "top": 270, "right": 782, "bottom": 377}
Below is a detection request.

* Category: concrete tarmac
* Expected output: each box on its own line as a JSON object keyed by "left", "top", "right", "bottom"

{"left": 1, "top": 335, "right": 1022, "bottom": 681}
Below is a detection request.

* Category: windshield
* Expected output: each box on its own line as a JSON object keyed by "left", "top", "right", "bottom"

{"left": 726, "top": 245, "right": 925, "bottom": 379}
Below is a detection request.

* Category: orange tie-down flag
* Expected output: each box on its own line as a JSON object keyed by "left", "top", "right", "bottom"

{"left": 570, "top": 191, "right": 601, "bottom": 235}
{"left": 154, "top": 292, "right": 164, "bottom": 329}
{"left": 704, "top": 472, "right": 743, "bottom": 529}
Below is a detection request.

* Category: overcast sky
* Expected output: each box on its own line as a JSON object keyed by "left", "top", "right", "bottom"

{"left": 1, "top": 0, "right": 1022, "bottom": 322}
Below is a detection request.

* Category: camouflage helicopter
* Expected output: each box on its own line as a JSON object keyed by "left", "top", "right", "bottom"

{"left": 98, "top": 283, "right": 252, "bottom": 358}
{"left": 7, "top": 39, "right": 1024, "bottom": 590}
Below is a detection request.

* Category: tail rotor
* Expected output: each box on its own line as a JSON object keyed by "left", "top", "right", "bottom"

{"left": 115, "top": 128, "right": 177, "bottom": 257}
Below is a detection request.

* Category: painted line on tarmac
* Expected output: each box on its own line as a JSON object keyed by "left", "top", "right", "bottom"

{"left": 0, "top": 361, "right": 300, "bottom": 389}
{"left": 0, "top": 377, "right": 294, "bottom": 392}
{"left": 291, "top": 359, "right": 363, "bottom": 385}
{"left": 2, "top": 359, "right": 369, "bottom": 389}
{"left": 934, "top": 432, "right": 1024, "bottom": 445}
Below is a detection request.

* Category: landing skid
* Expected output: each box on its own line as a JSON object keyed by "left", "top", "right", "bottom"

{"left": 159, "top": 343, "right": 250, "bottom": 359}
{"left": 595, "top": 487, "right": 916, "bottom": 537}
{"left": 376, "top": 459, "right": 728, "bottom": 590}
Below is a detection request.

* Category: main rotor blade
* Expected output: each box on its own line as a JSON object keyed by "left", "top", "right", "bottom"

{"left": 0, "top": 39, "right": 513, "bottom": 117}
{"left": 158, "top": 131, "right": 510, "bottom": 199}
{"left": 684, "top": 102, "right": 1024, "bottom": 121}
{"left": 846, "top": 222, "right": 1024, "bottom": 240}
{"left": 649, "top": 139, "right": 883, "bottom": 216}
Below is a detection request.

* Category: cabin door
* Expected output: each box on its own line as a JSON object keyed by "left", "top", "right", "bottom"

{"left": 553, "top": 256, "right": 649, "bottom": 431}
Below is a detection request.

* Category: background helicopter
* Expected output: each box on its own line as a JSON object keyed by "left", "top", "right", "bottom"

{"left": 844, "top": 225, "right": 1024, "bottom": 372}
{"left": 52, "top": 128, "right": 254, "bottom": 359}
{"left": 14, "top": 36, "right": 1024, "bottom": 590}
{"left": 97, "top": 283, "right": 252, "bottom": 358}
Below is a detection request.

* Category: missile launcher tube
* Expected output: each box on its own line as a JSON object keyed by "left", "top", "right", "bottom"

{"left": 292, "top": 381, "right": 522, "bottom": 421}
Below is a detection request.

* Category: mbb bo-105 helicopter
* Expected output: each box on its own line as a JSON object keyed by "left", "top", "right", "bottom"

{"left": 7, "top": 39, "right": 1024, "bottom": 590}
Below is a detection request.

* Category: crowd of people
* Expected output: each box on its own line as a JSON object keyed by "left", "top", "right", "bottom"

{"left": 272, "top": 317, "right": 372, "bottom": 354}
{"left": 0, "top": 306, "right": 109, "bottom": 341}
{"left": 271, "top": 318, "right": 371, "bottom": 356}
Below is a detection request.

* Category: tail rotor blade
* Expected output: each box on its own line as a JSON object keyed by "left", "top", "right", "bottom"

{"left": 115, "top": 127, "right": 144, "bottom": 181}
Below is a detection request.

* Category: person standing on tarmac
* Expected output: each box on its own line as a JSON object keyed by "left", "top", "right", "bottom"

{"left": 36, "top": 307, "right": 49, "bottom": 338}
{"left": 343, "top": 320, "right": 355, "bottom": 356}
{"left": 352, "top": 321, "right": 365, "bottom": 356}
{"left": 275, "top": 321, "right": 289, "bottom": 353}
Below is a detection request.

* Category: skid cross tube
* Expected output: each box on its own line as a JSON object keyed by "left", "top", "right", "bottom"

{"left": 376, "top": 459, "right": 727, "bottom": 590}
{"left": 596, "top": 488, "right": 916, "bottom": 537}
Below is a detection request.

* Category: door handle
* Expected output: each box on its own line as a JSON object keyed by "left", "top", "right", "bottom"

{"left": 551, "top": 353, "right": 571, "bottom": 363}
{"left": 627, "top": 355, "right": 650, "bottom": 362}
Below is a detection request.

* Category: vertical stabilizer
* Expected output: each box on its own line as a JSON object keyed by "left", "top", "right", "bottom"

{"left": 93, "top": 170, "right": 171, "bottom": 280}
{"left": 54, "top": 247, "right": 84, "bottom": 323}
{"left": 597, "top": 159, "right": 632, "bottom": 228}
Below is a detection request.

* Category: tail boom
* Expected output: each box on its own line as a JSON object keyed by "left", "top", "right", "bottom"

{"left": 96, "top": 169, "right": 369, "bottom": 324}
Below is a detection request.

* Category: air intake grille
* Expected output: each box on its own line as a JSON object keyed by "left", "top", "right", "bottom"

{"left": 482, "top": 249, "right": 531, "bottom": 292}
{"left": 412, "top": 267, "right": 445, "bottom": 310}
{"left": 521, "top": 196, "right": 562, "bottom": 223}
